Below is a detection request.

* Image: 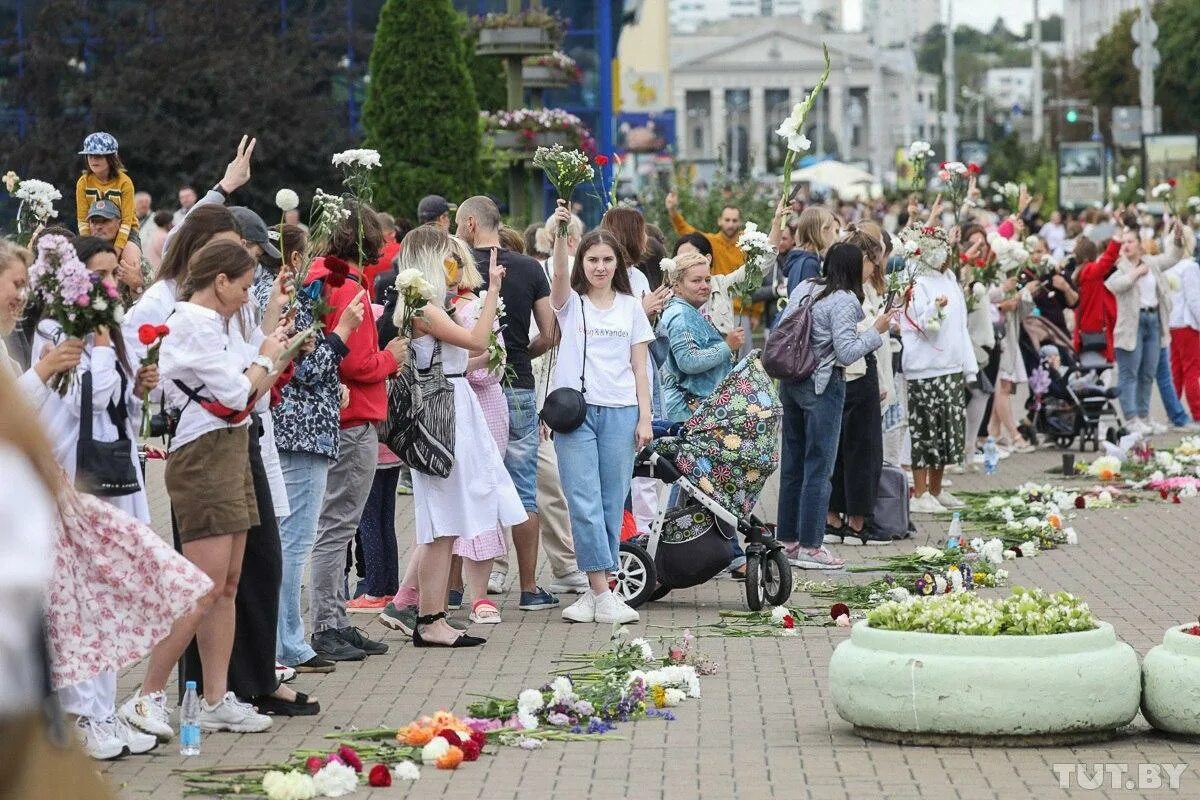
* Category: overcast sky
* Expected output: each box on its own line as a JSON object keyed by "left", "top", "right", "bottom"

{"left": 844, "top": 0, "right": 1065, "bottom": 34}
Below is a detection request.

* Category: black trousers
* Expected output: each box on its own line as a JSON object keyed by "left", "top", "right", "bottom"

{"left": 829, "top": 359, "right": 883, "bottom": 518}
{"left": 978, "top": 345, "right": 1001, "bottom": 438}
{"left": 179, "top": 418, "right": 282, "bottom": 700}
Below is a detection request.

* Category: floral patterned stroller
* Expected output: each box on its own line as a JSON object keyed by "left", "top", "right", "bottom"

{"left": 614, "top": 352, "right": 792, "bottom": 611}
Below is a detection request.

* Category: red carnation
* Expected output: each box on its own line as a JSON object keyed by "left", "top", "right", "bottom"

{"left": 1168, "top": 178, "right": 1178, "bottom": 187}
{"left": 469, "top": 729, "right": 487, "bottom": 749}
{"left": 368, "top": 764, "right": 392, "bottom": 787}
{"left": 782, "top": 615, "right": 795, "bottom": 629}
{"left": 1186, "top": 625, "right": 1200, "bottom": 636}
{"left": 324, "top": 256, "right": 351, "bottom": 289}
{"left": 137, "top": 324, "right": 159, "bottom": 346}
{"left": 337, "top": 744, "right": 363, "bottom": 772}
{"left": 436, "top": 728, "right": 461, "bottom": 746}
{"left": 1173, "top": 494, "right": 1182, "bottom": 504}
{"left": 939, "top": 161, "right": 947, "bottom": 169}
{"left": 459, "top": 738, "right": 483, "bottom": 762}
{"left": 155, "top": 324, "right": 170, "bottom": 337}
{"left": 830, "top": 603, "right": 851, "bottom": 620}
{"left": 967, "top": 162, "right": 981, "bottom": 174}
{"left": 595, "top": 154, "right": 609, "bottom": 166}
{"left": 1074, "top": 496, "right": 1086, "bottom": 509}
{"left": 305, "top": 755, "right": 324, "bottom": 775}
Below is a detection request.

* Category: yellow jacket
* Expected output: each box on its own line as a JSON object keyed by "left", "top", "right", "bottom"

{"left": 76, "top": 170, "right": 137, "bottom": 251}
{"left": 669, "top": 210, "right": 745, "bottom": 276}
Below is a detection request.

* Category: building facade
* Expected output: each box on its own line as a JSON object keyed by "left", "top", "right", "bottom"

{"left": 669, "top": 0, "right": 841, "bottom": 33}
{"left": 670, "top": 17, "right": 938, "bottom": 180}
{"left": 1063, "top": 0, "right": 1140, "bottom": 61}
{"left": 984, "top": 67, "right": 1035, "bottom": 112}
{"left": 861, "top": 0, "right": 940, "bottom": 47}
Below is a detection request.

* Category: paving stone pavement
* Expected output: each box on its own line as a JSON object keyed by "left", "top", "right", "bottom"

{"left": 101, "top": 437, "right": 1200, "bottom": 800}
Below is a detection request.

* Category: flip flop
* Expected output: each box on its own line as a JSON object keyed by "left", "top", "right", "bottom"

{"left": 469, "top": 599, "right": 502, "bottom": 624}
{"left": 253, "top": 691, "right": 321, "bottom": 717}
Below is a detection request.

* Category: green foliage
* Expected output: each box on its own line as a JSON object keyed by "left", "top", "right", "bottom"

{"left": 1079, "top": 0, "right": 1200, "bottom": 134}
{"left": 0, "top": 0, "right": 350, "bottom": 221}
{"left": 362, "top": 0, "right": 483, "bottom": 220}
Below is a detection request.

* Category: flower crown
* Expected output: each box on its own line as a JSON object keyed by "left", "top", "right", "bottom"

{"left": 897, "top": 225, "right": 952, "bottom": 273}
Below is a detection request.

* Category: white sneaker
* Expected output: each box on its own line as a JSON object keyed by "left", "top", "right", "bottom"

{"left": 119, "top": 689, "right": 174, "bottom": 742}
{"left": 198, "top": 692, "right": 272, "bottom": 733}
{"left": 910, "top": 492, "right": 947, "bottom": 514}
{"left": 936, "top": 491, "right": 965, "bottom": 510}
{"left": 561, "top": 591, "right": 597, "bottom": 623}
{"left": 792, "top": 545, "right": 846, "bottom": 570}
{"left": 110, "top": 714, "right": 158, "bottom": 755}
{"left": 941, "top": 477, "right": 954, "bottom": 487}
{"left": 275, "top": 662, "right": 296, "bottom": 684}
{"left": 547, "top": 570, "right": 590, "bottom": 594}
{"left": 1127, "top": 418, "right": 1150, "bottom": 435}
{"left": 594, "top": 590, "right": 639, "bottom": 624}
{"left": 487, "top": 571, "right": 506, "bottom": 595}
{"left": 76, "top": 715, "right": 127, "bottom": 760}
{"left": 1149, "top": 420, "right": 1168, "bottom": 435}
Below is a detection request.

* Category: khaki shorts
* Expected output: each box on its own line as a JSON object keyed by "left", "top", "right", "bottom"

{"left": 166, "top": 426, "right": 259, "bottom": 542}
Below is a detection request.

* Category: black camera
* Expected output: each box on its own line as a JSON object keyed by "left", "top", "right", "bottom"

{"left": 147, "top": 406, "right": 180, "bottom": 439}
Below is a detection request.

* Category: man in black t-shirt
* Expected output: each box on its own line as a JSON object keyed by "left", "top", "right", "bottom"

{"left": 456, "top": 195, "right": 561, "bottom": 611}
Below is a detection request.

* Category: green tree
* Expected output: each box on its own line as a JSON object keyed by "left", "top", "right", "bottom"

{"left": 362, "top": 0, "right": 482, "bottom": 221}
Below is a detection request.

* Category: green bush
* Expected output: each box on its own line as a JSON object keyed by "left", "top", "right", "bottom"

{"left": 362, "top": 0, "right": 483, "bottom": 220}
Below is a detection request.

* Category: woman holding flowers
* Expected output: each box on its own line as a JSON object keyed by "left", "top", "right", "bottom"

{"left": 549, "top": 201, "right": 654, "bottom": 624}
{"left": 389, "top": 225, "right": 521, "bottom": 647}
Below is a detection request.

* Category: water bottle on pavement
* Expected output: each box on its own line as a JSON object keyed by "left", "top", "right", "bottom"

{"left": 946, "top": 512, "right": 962, "bottom": 550}
{"left": 983, "top": 437, "right": 1000, "bottom": 476}
{"left": 180, "top": 680, "right": 202, "bottom": 757}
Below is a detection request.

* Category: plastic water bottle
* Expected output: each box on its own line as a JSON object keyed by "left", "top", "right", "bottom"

{"left": 180, "top": 681, "right": 201, "bottom": 757}
{"left": 983, "top": 437, "right": 1000, "bottom": 476}
{"left": 946, "top": 512, "right": 962, "bottom": 550}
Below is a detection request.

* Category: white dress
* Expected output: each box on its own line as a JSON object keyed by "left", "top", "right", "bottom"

{"left": 409, "top": 334, "right": 527, "bottom": 544}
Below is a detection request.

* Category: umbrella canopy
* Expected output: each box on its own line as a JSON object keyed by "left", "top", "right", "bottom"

{"left": 791, "top": 160, "right": 880, "bottom": 199}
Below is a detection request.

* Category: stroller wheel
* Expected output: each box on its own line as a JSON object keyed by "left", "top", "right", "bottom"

{"left": 615, "top": 541, "right": 657, "bottom": 609}
{"left": 763, "top": 549, "right": 793, "bottom": 607}
{"left": 744, "top": 558, "right": 765, "bottom": 611}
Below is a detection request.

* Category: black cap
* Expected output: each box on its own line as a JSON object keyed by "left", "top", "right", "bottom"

{"left": 229, "top": 206, "right": 282, "bottom": 260}
{"left": 417, "top": 195, "right": 456, "bottom": 224}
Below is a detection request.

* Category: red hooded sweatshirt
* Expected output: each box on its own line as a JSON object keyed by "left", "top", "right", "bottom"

{"left": 1072, "top": 238, "right": 1121, "bottom": 363}
{"left": 305, "top": 257, "right": 397, "bottom": 428}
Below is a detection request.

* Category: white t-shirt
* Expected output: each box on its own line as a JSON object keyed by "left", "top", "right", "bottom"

{"left": 552, "top": 289, "right": 655, "bottom": 408}
{"left": 1137, "top": 270, "right": 1158, "bottom": 308}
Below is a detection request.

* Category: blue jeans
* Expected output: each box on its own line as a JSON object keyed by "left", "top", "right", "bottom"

{"left": 503, "top": 387, "right": 539, "bottom": 513}
{"left": 1156, "top": 346, "right": 1193, "bottom": 426}
{"left": 776, "top": 375, "right": 846, "bottom": 548}
{"left": 275, "top": 450, "right": 331, "bottom": 666}
{"left": 554, "top": 405, "right": 639, "bottom": 573}
{"left": 1115, "top": 310, "right": 1161, "bottom": 420}
{"left": 353, "top": 468, "right": 399, "bottom": 598}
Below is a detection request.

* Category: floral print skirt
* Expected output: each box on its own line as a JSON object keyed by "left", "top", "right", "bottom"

{"left": 906, "top": 373, "right": 966, "bottom": 469}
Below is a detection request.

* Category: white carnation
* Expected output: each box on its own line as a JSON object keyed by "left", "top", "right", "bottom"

{"left": 332, "top": 148, "right": 382, "bottom": 170}
{"left": 770, "top": 605, "right": 790, "bottom": 622}
{"left": 392, "top": 762, "right": 420, "bottom": 781}
{"left": 311, "top": 762, "right": 358, "bottom": 797}
{"left": 262, "top": 770, "right": 316, "bottom": 800}
{"left": 517, "top": 688, "right": 544, "bottom": 714}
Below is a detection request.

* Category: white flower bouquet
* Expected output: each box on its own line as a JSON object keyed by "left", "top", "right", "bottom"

{"left": 733, "top": 220, "right": 774, "bottom": 303}
{"left": 906, "top": 140, "right": 935, "bottom": 193}
{"left": 8, "top": 174, "right": 62, "bottom": 246}
{"left": 531, "top": 144, "right": 594, "bottom": 234}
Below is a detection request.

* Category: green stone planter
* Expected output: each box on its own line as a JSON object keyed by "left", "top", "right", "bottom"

{"left": 1142, "top": 625, "right": 1200, "bottom": 737}
{"left": 522, "top": 64, "right": 570, "bottom": 89}
{"left": 485, "top": 130, "right": 571, "bottom": 159}
{"left": 475, "top": 26, "right": 554, "bottom": 57}
{"left": 829, "top": 620, "right": 1140, "bottom": 745}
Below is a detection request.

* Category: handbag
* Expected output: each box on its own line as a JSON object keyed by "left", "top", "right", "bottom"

{"left": 389, "top": 339, "right": 456, "bottom": 478}
{"left": 1079, "top": 329, "right": 1107, "bottom": 353}
{"left": 762, "top": 287, "right": 819, "bottom": 381}
{"left": 540, "top": 295, "right": 588, "bottom": 433}
{"left": 76, "top": 369, "right": 141, "bottom": 497}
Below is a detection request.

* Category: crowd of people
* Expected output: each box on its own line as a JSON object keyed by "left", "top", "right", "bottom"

{"left": 3, "top": 130, "right": 1200, "bottom": 764}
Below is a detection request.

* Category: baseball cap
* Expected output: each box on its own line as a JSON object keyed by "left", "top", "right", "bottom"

{"left": 87, "top": 199, "right": 121, "bottom": 220}
{"left": 417, "top": 195, "right": 456, "bottom": 223}
{"left": 229, "top": 206, "right": 282, "bottom": 260}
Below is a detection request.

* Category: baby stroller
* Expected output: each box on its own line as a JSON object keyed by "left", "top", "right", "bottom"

{"left": 1028, "top": 342, "right": 1121, "bottom": 451}
{"left": 613, "top": 352, "right": 792, "bottom": 611}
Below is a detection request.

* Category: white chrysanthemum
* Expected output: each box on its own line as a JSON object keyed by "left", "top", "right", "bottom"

{"left": 262, "top": 770, "right": 316, "bottom": 800}
{"left": 630, "top": 638, "right": 653, "bottom": 661}
{"left": 276, "top": 188, "right": 300, "bottom": 212}
{"left": 332, "top": 148, "right": 381, "bottom": 170}
{"left": 550, "top": 676, "right": 576, "bottom": 705}
{"left": 392, "top": 762, "right": 420, "bottom": 781}
{"left": 517, "top": 688, "right": 544, "bottom": 714}
{"left": 516, "top": 711, "right": 539, "bottom": 731}
{"left": 770, "top": 605, "right": 790, "bottom": 623}
{"left": 663, "top": 688, "right": 686, "bottom": 707}
{"left": 311, "top": 762, "right": 358, "bottom": 797}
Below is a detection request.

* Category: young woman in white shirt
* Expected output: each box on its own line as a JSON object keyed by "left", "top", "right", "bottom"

{"left": 120, "top": 240, "right": 296, "bottom": 737}
{"left": 549, "top": 201, "right": 654, "bottom": 625}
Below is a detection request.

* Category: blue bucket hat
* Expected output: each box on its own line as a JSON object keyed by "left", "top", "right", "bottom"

{"left": 79, "top": 132, "right": 119, "bottom": 155}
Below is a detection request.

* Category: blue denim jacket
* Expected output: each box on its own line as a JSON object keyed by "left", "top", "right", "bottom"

{"left": 656, "top": 298, "right": 733, "bottom": 422}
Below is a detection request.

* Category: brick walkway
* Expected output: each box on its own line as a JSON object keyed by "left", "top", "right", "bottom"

{"left": 103, "top": 438, "right": 1198, "bottom": 800}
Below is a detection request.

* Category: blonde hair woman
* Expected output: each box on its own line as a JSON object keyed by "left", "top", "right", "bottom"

{"left": 782, "top": 206, "right": 839, "bottom": 295}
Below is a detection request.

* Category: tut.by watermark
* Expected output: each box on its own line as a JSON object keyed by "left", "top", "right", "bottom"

{"left": 1052, "top": 763, "right": 1188, "bottom": 790}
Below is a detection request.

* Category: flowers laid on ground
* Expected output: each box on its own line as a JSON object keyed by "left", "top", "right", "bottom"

{"left": 531, "top": 144, "right": 594, "bottom": 234}
{"left": 28, "top": 234, "right": 125, "bottom": 393}
{"left": 1088, "top": 454, "right": 1122, "bottom": 481}
{"left": 523, "top": 50, "right": 582, "bottom": 83}
{"left": 136, "top": 324, "right": 169, "bottom": 437}
{"left": 733, "top": 221, "right": 774, "bottom": 303}
{"left": 261, "top": 769, "right": 315, "bottom": 800}
{"left": 7, "top": 174, "right": 62, "bottom": 245}
{"left": 776, "top": 43, "right": 829, "bottom": 202}
{"left": 867, "top": 587, "right": 1098, "bottom": 636}
{"left": 483, "top": 109, "right": 596, "bottom": 153}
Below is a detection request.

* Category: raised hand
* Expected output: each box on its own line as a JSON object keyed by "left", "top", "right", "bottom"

{"left": 488, "top": 247, "right": 506, "bottom": 288}
{"left": 219, "top": 134, "right": 257, "bottom": 194}
{"left": 665, "top": 191, "right": 678, "bottom": 213}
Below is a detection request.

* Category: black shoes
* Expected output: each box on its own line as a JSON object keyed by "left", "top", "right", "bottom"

{"left": 311, "top": 629, "right": 366, "bottom": 661}
{"left": 294, "top": 656, "right": 337, "bottom": 674}
{"left": 336, "top": 626, "right": 388, "bottom": 655}
{"left": 413, "top": 612, "right": 485, "bottom": 648}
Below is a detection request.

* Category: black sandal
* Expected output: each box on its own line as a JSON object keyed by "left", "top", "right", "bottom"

{"left": 413, "top": 612, "right": 486, "bottom": 648}
{"left": 252, "top": 691, "right": 321, "bottom": 717}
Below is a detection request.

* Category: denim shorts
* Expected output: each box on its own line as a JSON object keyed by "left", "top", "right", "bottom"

{"left": 503, "top": 387, "right": 539, "bottom": 512}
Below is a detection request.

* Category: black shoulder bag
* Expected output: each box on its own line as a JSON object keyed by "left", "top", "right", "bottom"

{"left": 76, "top": 368, "right": 141, "bottom": 497}
{"left": 540, "top": 294, "right": 588, "bottom": 433}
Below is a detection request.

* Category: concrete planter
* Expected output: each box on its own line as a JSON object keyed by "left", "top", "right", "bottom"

{"left": 486, "top": 130, "right": 571, "bottom": 154}
{"left": 475, "top": 26, "right": 553, "bottom": 57}
{"left": 522, "top": 63, "right": 570, "bottom": 89}
{"left": 1142, "top": 625, "right": 1200, "bottom": 736}
{"left": 829, "top": 621, "right": 1140, "bottom": 745}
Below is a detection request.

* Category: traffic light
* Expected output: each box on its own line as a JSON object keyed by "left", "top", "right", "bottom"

{"left": 1065, "top": 107, "right": 1079, "bottom": 124}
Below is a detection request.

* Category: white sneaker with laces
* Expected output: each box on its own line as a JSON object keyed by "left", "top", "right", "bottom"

{"left": 487, "top": 571, "right": 506, "bottom": 595}
{"left": 77, "top": 715, "right": 127, "bottom": 760}
{"left": 936, "top": 490, "right": 965, "bottom": 509}
{"left": 119, "top": 688, "right": 174, "bottom": 742}
{"left": 198, "top": 692, "right": 272, "bottom": 733}
{"left": 110, "top": 714, "right": 158, "bottom": 755}
{"left": 561, "top": 591, "right": 597, "bottom": 623}
{"left": 547, "top": 570, "right": 590, "bottom": 594}
{"left": 594, "top": 590, "right": 639, "bottom": 624}
{"left": 910, "top": 492, "right": 947, "bottom": 514}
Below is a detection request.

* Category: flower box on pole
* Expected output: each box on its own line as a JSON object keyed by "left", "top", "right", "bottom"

{"left": 522, "top": 64, "right": 570, "bottom": 89}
